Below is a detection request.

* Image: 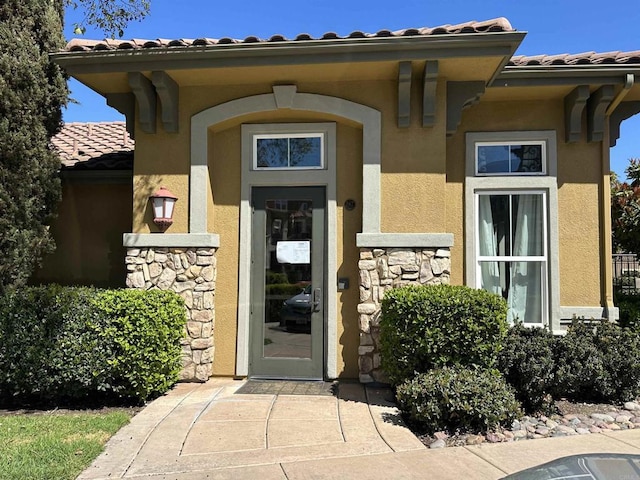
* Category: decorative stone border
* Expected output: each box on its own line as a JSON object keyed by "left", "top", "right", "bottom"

{"left": 125, "top": 247, "right": 216, "bottom": 382}
{"left": 357, "top": 247, "right": 451, "bottom": 383}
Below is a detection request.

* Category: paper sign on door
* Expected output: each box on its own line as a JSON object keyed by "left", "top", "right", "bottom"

{"left": 276, "top": 241, "right": 310, "bottom": 264}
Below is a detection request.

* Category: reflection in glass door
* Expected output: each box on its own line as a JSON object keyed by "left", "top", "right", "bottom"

{"left": 249, "top": 187, "right": 325, "bottom": 379}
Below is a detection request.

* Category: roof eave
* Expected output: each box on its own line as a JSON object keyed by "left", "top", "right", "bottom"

{"left": 51, "top": 32, "right": 526, "bottom": 75}
{"left": 492, "top": 65, "right": 640, "bottom": 87}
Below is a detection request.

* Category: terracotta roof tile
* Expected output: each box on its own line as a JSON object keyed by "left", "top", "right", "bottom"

{"left": 63, "top": 18, "right": 515, "bottom": 52}
{"left": 509, "top": 51, "right": 640, "bottom": 67}
{"left": 52, "top": 122, "right": 133, "bottom": 170}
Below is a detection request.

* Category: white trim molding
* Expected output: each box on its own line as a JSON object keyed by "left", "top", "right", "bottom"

{"left": 123, "top": 233, "right": 220, "bottom": 248}
{"left": 559, "top": 306, "right": 620, "bottom": 322}
{"left": 465, "top": 130, "right": 561, "bottom": 332}
{"left": 356, "top": 233, "right": 454, "bottom": 248}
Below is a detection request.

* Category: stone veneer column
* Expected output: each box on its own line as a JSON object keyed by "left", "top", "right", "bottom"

{"left": 125, "top": 247, "right": 216, "bottom": 382}
{"left": 357, "top": 247, "right": 451, "bottom": 383}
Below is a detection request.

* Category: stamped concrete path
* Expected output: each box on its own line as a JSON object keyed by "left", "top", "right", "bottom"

{"left": 79, "top": 379, "right": 640, "bottom": 480}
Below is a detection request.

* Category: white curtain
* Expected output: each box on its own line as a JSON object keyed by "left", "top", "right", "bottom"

{"left": 507, "top": 194, "right": 543, "bottom": 324}
{"left": 478, "top": 196, "right": 502, "bottom": 296}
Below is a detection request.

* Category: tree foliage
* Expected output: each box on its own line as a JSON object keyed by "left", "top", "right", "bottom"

{"left": 611, "top": 159, "right": 640, "bottom": 253}
{"left": 67, "top": 0, "right": 151, "bottom": 38}
{"left": 0, "top": 0, "right": 68, "bottom": 292}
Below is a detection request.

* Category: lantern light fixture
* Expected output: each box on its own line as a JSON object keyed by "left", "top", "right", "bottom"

{"left": 150, "top": 186, "right": 178, "bottom": 232}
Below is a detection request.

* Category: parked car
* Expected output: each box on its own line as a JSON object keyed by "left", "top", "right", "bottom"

{"left": 280, "top": 285, "right": 312, "bottom": 330}
{"left": 502, "top": 454, "right": 640, "bottom": 480}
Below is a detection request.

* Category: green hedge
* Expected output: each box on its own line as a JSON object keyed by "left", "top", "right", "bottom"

{"left": 0, "top": 285, "right": 186, "bottom": 406}
{"left": 497, "top": 324, "right": 556, "bottom": 413}
{"left": 396, "top": 366, "right": 521, "bottom": 433}
{"left": 497, "top": 320, "right": 640, "bottom": 408}
{"left": 555, "top": 321, "right": 640, "bottom": 403}
{"left": 379, "top": 284, "right": 508, "bottom": 385}
{"left": 614, "top": 289, "right": 640, "bottom": 331}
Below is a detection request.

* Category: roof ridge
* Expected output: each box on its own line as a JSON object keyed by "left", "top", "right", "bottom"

{"left": 508, "top": 50, "right": 640, "bottom": 66}
{"left": 63, "top": 18, "right": 516, "bottom": 52}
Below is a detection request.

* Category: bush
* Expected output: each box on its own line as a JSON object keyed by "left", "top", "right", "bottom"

{"left": 93, "top": 289, "right": 186, "bottom": 401}
{"left": 0, "top": 285, "right": 186, "bottom": 405}
{"left": 396, "top": 366, "right": 521, "bottom": 434}
{"left": 379, "top": 284, "right": 508, "bottom": 385}
{"left": 555, "top": 320, "right": 640, "bottom": 403}
{"left": 0, "top": 285, "right": 105, "bottom": 403}
{"left": 614, "top": 289, "right": 640, "bottom": 331}
{"left": 497, "top": 324, "right": 556, "bottom": 413}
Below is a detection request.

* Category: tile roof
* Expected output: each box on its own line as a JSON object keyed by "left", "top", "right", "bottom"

{"left": 64, "top": 18, "right": 515, "bottom": 52}
{"left": 52, "top": 122, "right": 133, "bottom": 170}
{"left": 508, "top": 51, "right": 640, "bottom": 67}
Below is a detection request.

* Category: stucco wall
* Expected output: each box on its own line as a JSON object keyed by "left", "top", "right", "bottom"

{"left": 33, "top": 181, "right": 132, "bottom": 287}
{"left": 446, "top": 99, "right": 604, "bottom": 308}
{"left": 130, "top": 79, "right": 449, "bottom": 378}
{"left": 129, "top": 78, "right": 607, "bottom": 377}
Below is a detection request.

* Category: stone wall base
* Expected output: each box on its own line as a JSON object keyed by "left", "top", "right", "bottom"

{"left": 125, "top": 247, "right": 216, "bottom": 382}
{"left": 357, "top": 247, "right": 451, "bottom": 383}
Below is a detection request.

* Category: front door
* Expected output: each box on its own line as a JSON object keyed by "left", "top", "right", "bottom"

{"left": 249, "top": 186, "right": 325, "bottom": 379}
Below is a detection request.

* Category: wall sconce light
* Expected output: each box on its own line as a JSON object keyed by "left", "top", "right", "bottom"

{"left": 150, "top": 186, "right": 178, "bottom": 232}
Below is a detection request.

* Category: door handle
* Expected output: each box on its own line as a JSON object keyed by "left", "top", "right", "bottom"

{"left": 312, "top": 287, "right": 322, "bottom": 312}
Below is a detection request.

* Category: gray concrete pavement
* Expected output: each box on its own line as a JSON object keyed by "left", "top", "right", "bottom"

{"left": 78, "top": 379, "right": 640, "bottom": 480}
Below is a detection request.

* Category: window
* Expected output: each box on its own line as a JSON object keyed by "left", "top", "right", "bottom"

{"left": 476, "top": 142, "right": 545, "bottom": 175}
{"left": 253, "top": 133, "right": 323, "bottom": 170}
{"left": 477, "top": 192, "right": 547, "bottom": 324}
{"left": 466, "top": 132, "right": 558, "bottom": 329}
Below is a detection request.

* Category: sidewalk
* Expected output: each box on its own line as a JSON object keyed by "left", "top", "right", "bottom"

{"left": 78, "top": 379, "right": 640, "bottom": 479}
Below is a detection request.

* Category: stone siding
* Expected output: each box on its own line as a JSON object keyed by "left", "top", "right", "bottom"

{"left": 125, "top": 247, "right": 216, "bottom": 382}
{"left": 357, "top": 247, "right": 451, "bottom": 383}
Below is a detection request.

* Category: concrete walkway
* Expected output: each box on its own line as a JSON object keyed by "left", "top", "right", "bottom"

{"left": 79, "top": 379, "right": 640, "bottom": 479}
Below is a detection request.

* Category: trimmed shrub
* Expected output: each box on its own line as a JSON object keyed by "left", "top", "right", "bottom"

{"left": 614, "top": 289, "right": 640, "bottom": 331}
{"left": 497, "top": 324, "right": 556, "bottom": 413}
{"left": 379, "top": 284, "right": 508, "bottom": 385}
{"left": 555, "top": 320, "right": 640, "bottom": 403}
{"left": 93, "top": 289, "right": 186, "bottom": 401}
{"left": 0, "top": 285, "right": 186, "bottom": 406}
{"left": 396, "top": 366, "right": 521, "bottom": 433}
{"left": 0, "top": 285, "right": 105, "bottom": 403}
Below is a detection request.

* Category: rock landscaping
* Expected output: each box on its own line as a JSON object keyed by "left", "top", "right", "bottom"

{"left": 423, "top": 400, "right": 640, "bottom": 448}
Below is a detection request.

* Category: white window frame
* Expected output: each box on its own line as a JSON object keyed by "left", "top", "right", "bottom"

{"left": 475, "top": 141, "right": 547, "bottom": 176}
{"left": 465, "top": 131, "right": 560, "bottom": 332}
{"left": 253, "top": 132, "right": 325, "bottom": 170}
{"left": 475, "top": 190, "right": 549, "bottom": 327}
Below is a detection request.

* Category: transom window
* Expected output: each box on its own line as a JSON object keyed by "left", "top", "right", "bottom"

{"left": 253, "top": 133, "right": 324, "bottom": 170}
{"left": 476, "top": 142, "right": 545, "bottom": 175}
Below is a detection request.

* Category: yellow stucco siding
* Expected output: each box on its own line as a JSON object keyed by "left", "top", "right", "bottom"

{"left": 335, "top": 123, "right": 363, "bottom": 378}
{"left": 209, "top": 126, "right": 241, "bottom": 376}
{"left": 127, "top": 77, "right": 608, "bottom": 378}
{"left": 556, "top": 142, "right": 603, "bottom": 307}
{"left": 33, "top": 182, "right": 132, "bottom": 287}
{"left": 448, "top": 99, "right": 604, "bottom": 308}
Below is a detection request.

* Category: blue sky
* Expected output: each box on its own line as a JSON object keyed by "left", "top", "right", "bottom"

{"left": 62, "top": 0, "right": 640, "bottom": 178}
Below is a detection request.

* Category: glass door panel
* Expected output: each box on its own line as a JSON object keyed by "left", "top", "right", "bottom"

{"left": 250, "top": 187, "right": 325, "bottom": 379}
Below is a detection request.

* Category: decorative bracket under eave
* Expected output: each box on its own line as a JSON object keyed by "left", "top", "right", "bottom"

{"left": 422, "top": 61, "right": 438, "bottom": 127}
{"left": 151, "top": 71, "right": 179, "bottom": 133}
{"left": 587, "top": 85, "right": 615, "bottom": 143}
{"left": 128, "top": 72, "right": 156, "bottom": 134}
{"left": 397, "top": 62, "right": 412, "bottom": 128}
{"left": 609, "top": 101, "right": 640, "bottom": 147}
{"left": 446, "top": 81, "right": 485, "bottom": 136}
{"left": 564, "top": 85, "right": 589, "bottom": 143}
{"left": 105, "top": 92, "right": 135, "bottom": 139}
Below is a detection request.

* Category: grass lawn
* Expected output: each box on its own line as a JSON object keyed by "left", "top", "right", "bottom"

{"left": 0, "top": 410, "right": 132, "bottom": 480}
